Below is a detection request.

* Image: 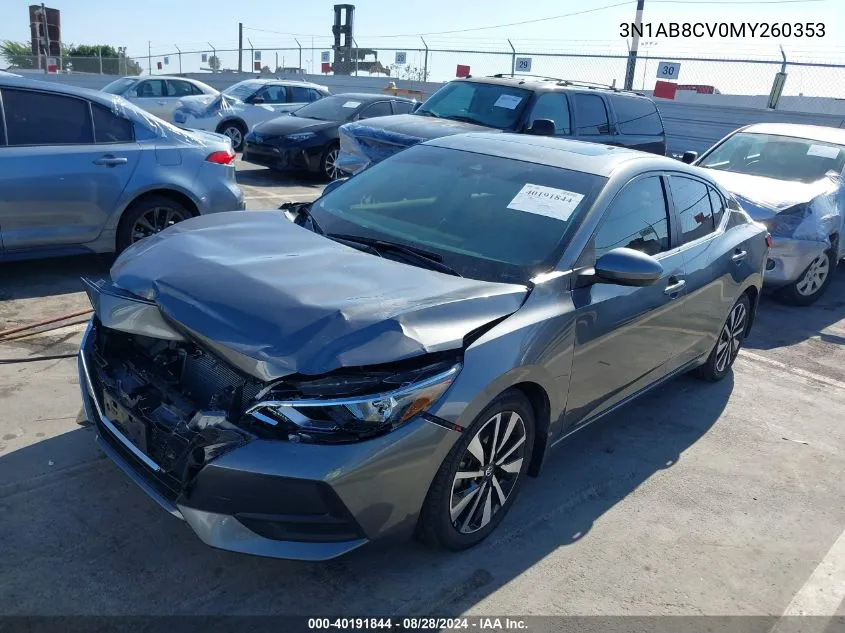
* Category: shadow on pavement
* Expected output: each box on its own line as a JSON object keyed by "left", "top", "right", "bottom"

{"left": 0, "top": 370, "right": 733, "bottom": 615}
{"left": 0, "top": 255, "right": 110, "bottom": 304}
{"left": 236, "top": 163, "right": 326, "bottom": 189}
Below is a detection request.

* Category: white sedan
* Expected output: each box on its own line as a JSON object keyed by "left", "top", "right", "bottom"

{"left": 101, "top": 75, "right": 218, "bottom": 120}
{"left": 172, "top": 79, "right": 330, "bottom": 151}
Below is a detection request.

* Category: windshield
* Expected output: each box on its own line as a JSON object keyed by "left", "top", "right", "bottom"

{"left": 294, "top": 95, "right": 361, "bottom": 121}
{"left": 416, "top": 81, "right": 531, "bottom": 130}
{"left": 700, "top": 132, "right": 845, "bottom": 184}
{"left": 102, "top": 78, "right": 137, "bottom": 95}
{"left": 309, "top": 144, "right": 605, "bottom": 283}
{"left": 223, "top": 81, "right": 260, "bottom": 101}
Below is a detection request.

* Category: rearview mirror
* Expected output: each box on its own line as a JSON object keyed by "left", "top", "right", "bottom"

{"left": 527, "top": 119, "right": 555, "bottom": 136}
{"left": 594, "top": 248, "right": 663, "bottom": 287}
{"left": 681, "top": 150, "right": 698, "bottom": 164}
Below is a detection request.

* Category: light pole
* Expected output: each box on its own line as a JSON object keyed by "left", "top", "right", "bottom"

{"left": 640, "top": 41, "right": 657, "bottom": 90}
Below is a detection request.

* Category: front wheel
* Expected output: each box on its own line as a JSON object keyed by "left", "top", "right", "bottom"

{"left": 320, "top": 143, "right": 342, "bottom": 181}
{"left": 775, "top": 250, "right": 834, "bottom": 306}
{"left": 695, "top": 293, "right": 751, "bottom": 382}
{"left": 416, "top": 390, "right": 534, "bottom": 551}
{"left": 217, "top": 121, "right": 246, "bottom": 151}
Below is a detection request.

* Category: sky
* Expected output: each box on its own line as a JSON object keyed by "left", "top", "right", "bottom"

{"left": 1, "top": 0, "right": 843, "bottom": 94}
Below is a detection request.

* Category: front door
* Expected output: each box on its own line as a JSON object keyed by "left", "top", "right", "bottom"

{"left": 0, "top": 89, "right": 139, "bottom": 250}
{"left": 564, "top": 174, "right": 688, "bottom": 428}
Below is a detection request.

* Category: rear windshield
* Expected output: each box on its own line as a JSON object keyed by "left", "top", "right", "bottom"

{"left": 415, "top": 81, "right": 531, "bottom": 130}
{"left": 294, "top": 95, "right": 362, "bottom": 121}
{"left": 102, "top": 78, "right": 137, "bottom": 95}
{"left": 700, "top": 131, "right": 845, "bottom": 183}
{"left": 310, "top": 144, "right": 605, "bottom": 283}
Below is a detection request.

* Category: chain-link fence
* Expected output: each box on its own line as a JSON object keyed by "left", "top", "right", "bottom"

{"left": 6, "top": 45, "right": 845, "bottom": 99}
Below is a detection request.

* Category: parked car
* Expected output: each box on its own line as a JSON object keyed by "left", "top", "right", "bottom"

{"left": 686, "top": 123, "right": 845, "bottom": 305}
{"left": 101, "top": 75, "right": 218, "bottom": 120}
{"left": 0, "top": 75, "right": 244, "bottom": 262}
{"left": 337, "top": 75, "right": 666, "bottom": 175}
{"left": 243, "top": 93, "right": 417, "bottom": 180}
{"left": 172, "top": 79, "right": 331, "bottom": 151}
{"left": 78, "top": 133, "right": 766, "bottom": 560}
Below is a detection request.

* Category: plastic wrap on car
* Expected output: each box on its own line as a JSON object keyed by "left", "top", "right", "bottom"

{"left": 722, "top": 172, "right": 844, "bottom": 246}
{"left": 107, "top": 94, "right": 215, "bottom": 147}
{"left": 337, "top": 122, "right": 422, "bottom": 175}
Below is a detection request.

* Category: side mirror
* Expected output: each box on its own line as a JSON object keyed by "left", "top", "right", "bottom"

{"left": 251, "top": 96, "right": 265, "bottom": 104}
{"left": 527, "top": 119, "right": 555, "bottom": 136}
{"left": 322, "top": 177, "right": 348, "bottom": 195}
{"left": 412, "top": 102, "right": 422, "bottom": 112}
{"left": 681, "top": 150, "right": 698, "bottom": 164}
{"left": 593, "top": 248, "right": 663, "bottom": 287}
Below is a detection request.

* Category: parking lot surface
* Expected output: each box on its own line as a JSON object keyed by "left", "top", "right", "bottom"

{"left": 1, "top": 161, "right": 844, "bottom": 619}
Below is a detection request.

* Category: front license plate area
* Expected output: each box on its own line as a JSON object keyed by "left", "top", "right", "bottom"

{"left": 103, "top": 392, "right": 150, "bottom": 455}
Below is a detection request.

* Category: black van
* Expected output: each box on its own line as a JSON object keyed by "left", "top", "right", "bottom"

{"left": 337, "top": 75, "right": 666, "bottom": 175}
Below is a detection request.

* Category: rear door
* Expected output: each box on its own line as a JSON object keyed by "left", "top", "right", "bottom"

{"left": 162, "top": 79, "right": 202, "bottom": 120}
{"left": 571, "top": 92, "right": 614, "bottom": 147}
{"left": 357, "top": 100, "right": 393, "bottom": 120}
{"left": 665, "top": 174, "right": 760, "bottom": 366}
{"left": 565, "top": 174, "right": 688, "bottom": 428}
{"left": 0, "top": 88, "right": 140, "bottom": 251}
{"left": 127, "top": 79, "right": 169, "bottom": 118}
{"left": 608, "top": 95, "right": 665, "bottom": 154}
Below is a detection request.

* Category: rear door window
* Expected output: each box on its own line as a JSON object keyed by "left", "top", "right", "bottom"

{"left": 572, "top": 93, "right": 611, "bottom": 136}
{"left": 255, "top": 85, "right": 288, "bottom": 104}
{"left": 167, "top": 80, "right": 197, "bottom": 97}
{"left": 92, "top": 102, "right": 134, "bottom": 143}
{"left": 2, "top": 88, "right": 94, "bottom": 146}
{"left": 134, "top": 80, "right": 166, "bottom": 98}
{"left": 358, "top": 101, "right": 392, "bottom": 119}
{"left": 527, "top": 92, "right": 571, "bottom": 135}
{"left": 708, "top": 187, "right": 725, "bottom": 228}
{"left": 611, "top": 96, "right": 663, "bottom": 135}
{"left": 392, "top": 100, "right": 415, "bottom": 114}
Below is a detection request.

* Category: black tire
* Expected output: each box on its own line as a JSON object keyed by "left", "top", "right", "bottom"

{"left": 320, "top": 142, "right": 341, "bottom": 181}
{"left": 774, "top": 249, "right": 835, "bottom": 306}
{"left": 217, "top": 120, "right": 247, "bottom": 151}
{"left": 116, "top": 195, "right": 192, "bottom": 254}
{"left": 417, "top": 389, "right": 535, "bottom": 551}
{"left": 695, "top": 293, "right": 751, "bottom": 382}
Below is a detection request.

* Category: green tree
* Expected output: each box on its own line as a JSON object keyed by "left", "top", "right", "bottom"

{"left": 388, "top": 63, "right": 429, "bottom": 82}
{"left": 208, "top": 54, "right": 221, "bottom": 71}
{"left": 1, "top": 40, "right": 141, "bottom": 75}
{"left": 0, "top": 40, "right": 37, "bottom": 69}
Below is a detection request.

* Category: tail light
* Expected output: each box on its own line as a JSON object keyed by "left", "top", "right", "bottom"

{"left": 765, "top": 233, "right": 773, "bottom": 249}
{"left": 206, "top": 149, "right": 236, "bottom": 165}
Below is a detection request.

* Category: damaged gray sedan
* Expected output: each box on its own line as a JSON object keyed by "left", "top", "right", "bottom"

{"left": 690, "top": 123, "right": 845, "bottom": 305}
{"left": 78, "top": 134, "right": 767, "bottom": 560}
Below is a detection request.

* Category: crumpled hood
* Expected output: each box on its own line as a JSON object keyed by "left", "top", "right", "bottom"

{"left": 705, "top": 170, "right": 826, "bottom": 219}
{"left": 109, "top": 212, "right": 528, "bottom": 380}
{"left": 252, "top": 116, "right": 335, "bottom": 138}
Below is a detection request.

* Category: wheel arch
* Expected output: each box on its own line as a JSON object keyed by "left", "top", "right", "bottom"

{"left": 505, "top": 381, "right": 552, "bottom": 478}
{"left": 115, "top": 188, "right": 200, "bottom": 250}
{"left": 742, "top": 284, "right": 760, "bottom": 336}
{"left": 215, "top": 117, "right": 247, "bottom": 134}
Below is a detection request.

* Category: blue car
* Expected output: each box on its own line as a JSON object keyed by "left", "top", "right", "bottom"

{"left": 0, "top": 75, "right": 245, "bottom": 262}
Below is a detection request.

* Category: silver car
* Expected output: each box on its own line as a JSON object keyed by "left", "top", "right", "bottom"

{"left": 101, "top": 75, "right": 218, "bottom": 120}
{"left": 0, "top": 75, "right": 244, "bottom": 262}
{"left": 687, "top": 123, "right": 845, "bottom": 305}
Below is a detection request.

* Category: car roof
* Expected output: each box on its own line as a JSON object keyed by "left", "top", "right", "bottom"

{"left": 0, "top": 74, "right": 128, "bottom": 107}
{"left": 426, "top": 133, "right": 681, "bottom": 177}
{"left": 333, "top": 92, "right": 415, "bottom": 103}
{"left": 237, "top": 77, "right": 327, "bottom": 88}
{"left": 741, "top": 122, "right": 845, "bottom": 145}
{"left": 451, "top": 75, "right": 650, "bottom": 99}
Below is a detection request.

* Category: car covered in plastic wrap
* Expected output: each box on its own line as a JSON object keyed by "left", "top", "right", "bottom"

{"left": 690, "top": 123, "right": 845, "bottom": 305}
{"left": 0, "top": 75, "right": 244, "bottom": 262}
{"left": 172, "top": 79, "right": 330, "bottom": 151}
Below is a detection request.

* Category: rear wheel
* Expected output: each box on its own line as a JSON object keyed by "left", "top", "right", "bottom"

{"left": 320, "top": 143, "right": 342, "bottom": 181}
{"left": 774, "top": 249, "right": 834, "bottom": 306}
{"left": 116, "top": 195, "right": 192, "bottom": 253}
{"left": 695, "top": 293, "right": 750, "bottom": 382}
{"left": 417, "top": 390, "right": 534, "bottom": 550}
{"left": 217, "top": 120, "right": 246, "bottom": 151}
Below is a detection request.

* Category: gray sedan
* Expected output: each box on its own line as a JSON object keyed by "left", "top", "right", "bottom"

{"left": 78, "top": 134, "right": 767, "bottom": 560}
{"left": 0, "top": 75, "right": 244, "bottom": 262}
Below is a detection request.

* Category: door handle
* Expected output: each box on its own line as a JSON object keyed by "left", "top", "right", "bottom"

{"left": 664, "top": 279, "right": 686, "bottom": 295}
{"left": 731, "top": 249, "right": 747, "bottom": 263}
{"left": 157, "top": 101, "right": 167, "bottom": 105}
{"left": 93, "top": 155, "right": 128, "bottom": 167}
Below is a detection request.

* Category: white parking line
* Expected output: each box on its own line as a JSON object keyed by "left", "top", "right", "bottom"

{"left": 739, "top": 350, "right": 845, "bottom": 392}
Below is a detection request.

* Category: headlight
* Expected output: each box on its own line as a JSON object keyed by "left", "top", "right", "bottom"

{"left": 286, "top": 131, "right": 316, "bottom": 142}
{"left": 247, "top": 363, "right": 460, "bottom": 441}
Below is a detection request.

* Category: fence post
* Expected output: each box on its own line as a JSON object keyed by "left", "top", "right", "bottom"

{"left": 508, "top": 39, "right": 515, "bottom": 77}
{"left": 175, "top": 45, "right": 182, "bottom": 74}
{"left": 421, "top": 36, "right": 429, "bottom": 82}
{"left": 296, "top": 38, "right": 302, "bottom": 71}
{"left": 98, "top": 47, "right": 103, "bottom": 74}
{"left": 767, "top": 46, "right": 788, "bottom": 110}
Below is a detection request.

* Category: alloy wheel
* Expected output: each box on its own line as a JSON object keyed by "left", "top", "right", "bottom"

{"left": 796, "top": 254, "right": 830, "bottom": 297}
{"left": 324, "top": 147, "right": 341, "bottom": 180}
{"left": 715, "top": 300, "right": 747, "bottom": 373}
{"left": 223, "top": 126, "right": 243, "bottom": 148}
{"left": 130, "top": 206, "right": 188, "bottom": 243}
{"left": 450, "top": 411, "right": 526, "bottom": 535}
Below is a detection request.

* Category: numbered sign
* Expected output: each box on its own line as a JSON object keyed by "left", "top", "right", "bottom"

{"left": 254, "top": 51, "right": 261, "bottom": 61}
{"left": 395, "top": 51, "right": 407, "bottom": 65}
{"left": 656, "top": 61, "right": 681, "bottom": 80}
{"left": 321, "top": 51, "right": 330, "bottom": 63}
{"left": 515, "top": 57, "right": 532, "bottom": 73}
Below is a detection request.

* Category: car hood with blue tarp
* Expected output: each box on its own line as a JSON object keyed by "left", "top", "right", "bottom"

{"left": 104, "top": 211, "right": 528, "bottom": 381}
{"left": 337, "top": 114, "right": 494, "bottom": 175}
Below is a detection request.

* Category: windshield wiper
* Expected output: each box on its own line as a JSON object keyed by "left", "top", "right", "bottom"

{"left": 446, "top": 114, "right": 486, "bottom": 126}
{"left": 281, "top": 202, "right": 324, "bottom": 235}
{"left": 416, "top": 110, "right": 440, "bottom": 118}
{"left": 326, "top": 233, "right": 462, "bottom": 277}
